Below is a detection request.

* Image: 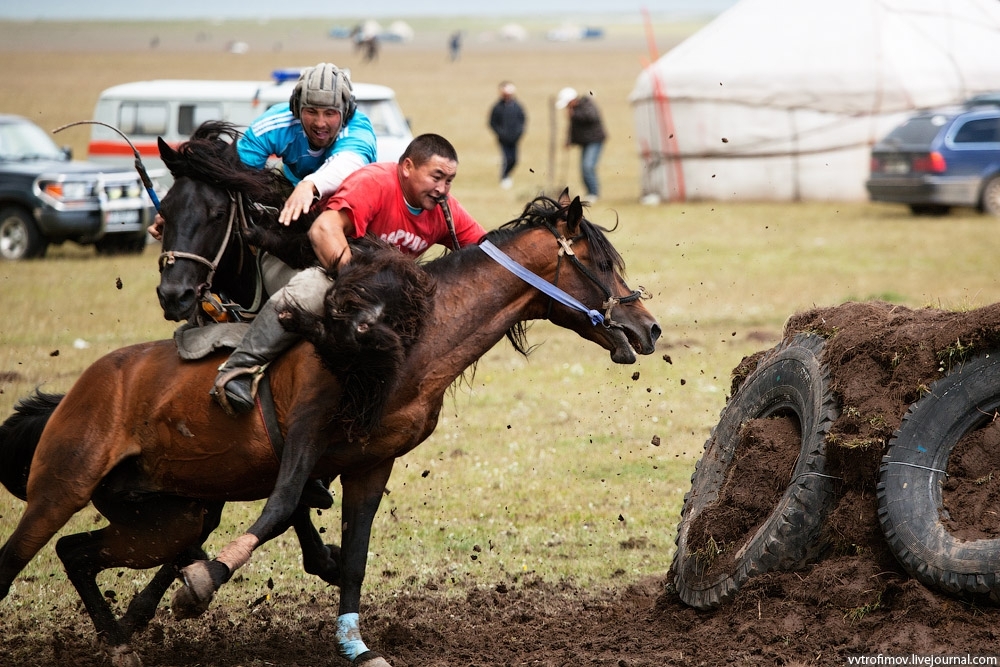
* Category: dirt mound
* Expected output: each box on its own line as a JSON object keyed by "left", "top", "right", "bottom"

{"left": 8, "top": 300, "right": 1000, "bottom": 665}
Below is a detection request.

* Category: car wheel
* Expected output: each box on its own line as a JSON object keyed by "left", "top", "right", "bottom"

{"left": 671, "top": 333, "right": 839, "bottom": 610}
{"left": 980, "top": 175, "right": 1000, "bottom": 217}
{"left": 909, "top": 204, "right": 951, "bottom": 216}
{"left": 0, "top": 206, "right": 48, "bottom": 260}
{"left": 877, "top": 352, "right": 1000, "bottom": 602}
{"left": 95, "top": 231, "right": 148, "bottom": 256}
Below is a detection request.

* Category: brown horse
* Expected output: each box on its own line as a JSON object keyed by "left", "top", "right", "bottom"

{"left": 0, "top": 127, "right": 660, "bottom": 667}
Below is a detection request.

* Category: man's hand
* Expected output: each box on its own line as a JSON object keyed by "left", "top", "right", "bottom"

{"left": 308, "top": 209, "right": 354, "bottom": 270}
{"left": 279, "top": 180, "right": 319, "bottom": 225}
{"left": 148, "top": 213, "right": 164, "bottom": 241}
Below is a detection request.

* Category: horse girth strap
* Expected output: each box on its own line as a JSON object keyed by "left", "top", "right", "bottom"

{"left": 256, "top": 373, "right": 285, "bottom": 463}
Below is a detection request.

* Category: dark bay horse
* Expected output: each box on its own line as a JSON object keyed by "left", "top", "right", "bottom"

{"left": 0, "top": 124, "right": 660, "bottom": 666}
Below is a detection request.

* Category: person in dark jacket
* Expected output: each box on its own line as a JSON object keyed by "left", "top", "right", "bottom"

{"left": 556, "top": 87, "right": 607, "bottom": 200}
{"left": 489, "top": 81, "right": 527, "bottom": 189}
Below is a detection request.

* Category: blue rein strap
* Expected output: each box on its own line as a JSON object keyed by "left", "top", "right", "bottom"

{"left": 479, "top": 239, "right": 604, "bottom": 326}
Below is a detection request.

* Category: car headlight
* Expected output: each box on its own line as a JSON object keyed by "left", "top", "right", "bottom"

{"left": 39, "top": 180, "right": 92, "bottom": 202}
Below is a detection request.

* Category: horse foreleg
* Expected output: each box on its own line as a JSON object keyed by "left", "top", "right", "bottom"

{"left": 293, "top": 507, "right": 342, "bottom": 586}
{"left": 174, "top": 431, "right": 328, "bottom": 612}
{"left": 335, "top": 459, "right": 394, "bottom": 666}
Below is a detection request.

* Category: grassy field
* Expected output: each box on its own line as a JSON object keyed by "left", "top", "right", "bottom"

{"left": 2, "top": 16, "right": 1000, "bottom": 617}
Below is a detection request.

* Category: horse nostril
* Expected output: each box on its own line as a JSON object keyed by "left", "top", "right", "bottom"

{"left": 650, "top": 323, "right": 662, "bottom": 342}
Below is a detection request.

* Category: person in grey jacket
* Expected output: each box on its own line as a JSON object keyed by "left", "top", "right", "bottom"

{"left": 489, "top": 81, "right": 527, "bottom": 189}
{"left": 556, "top": 87, "right": 607, "bottom": 200}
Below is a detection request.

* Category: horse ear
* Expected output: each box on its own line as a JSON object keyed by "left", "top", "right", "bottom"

{"left": 566, "top": 196, "right": 584, "bottom": 232}
{"left": 157, "top": 136, "right": 176, "bottom": 161}
{"left": 557, "top": 188, "right": 571, "bottom": 208}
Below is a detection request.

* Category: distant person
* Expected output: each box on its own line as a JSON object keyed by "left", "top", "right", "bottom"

{"left": 555, "top": 87, "right": 607, "bottom": 201}
{"left": 488, "top": 81, "right": 527, "bottom": 190}
{"left": 449, "top": 31, "right": 462, "bottom": 61}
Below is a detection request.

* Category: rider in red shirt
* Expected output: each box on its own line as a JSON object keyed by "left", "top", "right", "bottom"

{"left": 214, "top": 133, "right": 487, "bottom": 417}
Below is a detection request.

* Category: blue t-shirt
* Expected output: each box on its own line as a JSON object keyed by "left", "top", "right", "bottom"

{"left": 237, "top": 103, "right": 378, "bottom": 184}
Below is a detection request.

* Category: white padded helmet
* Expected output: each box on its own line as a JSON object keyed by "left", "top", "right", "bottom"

{"left": 289, "top": 63, "right": 356, "bottom": 121}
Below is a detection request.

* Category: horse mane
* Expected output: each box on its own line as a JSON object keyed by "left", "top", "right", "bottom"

{"left": 0, "top": 390, "right": 64, "bottom": 501}
{"left": 278, "top": 236, "right": 436, "bottom": 436}
{"left": 161, "top": 121, "right": 289, "bottom": 207}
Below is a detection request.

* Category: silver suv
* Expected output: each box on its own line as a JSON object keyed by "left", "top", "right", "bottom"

{"left": 0, "top": 114, "right": 157, "bottom": 260}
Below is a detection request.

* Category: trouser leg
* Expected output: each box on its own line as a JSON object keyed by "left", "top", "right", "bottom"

{"left": 581, "top": 142, "right": 603, "bottom": 197}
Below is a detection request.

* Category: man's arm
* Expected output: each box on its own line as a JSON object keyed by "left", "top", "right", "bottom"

{"left": 308, "top": 208, "right": 355, "bottom": 269}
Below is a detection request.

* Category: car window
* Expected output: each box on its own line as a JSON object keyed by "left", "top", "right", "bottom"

{"left": 178, "top": 103, "right": 223, "bottom": 136}
{"left": 356, "top": 99, "right": 409, "bottom": 138}
{"left": 119, "top": 102, "right": 169, "bottom": 136}
{"left": 0, "top": 120, "right": 65, "bottom": 160}
{"left": 881, "top": 116, "right": 947, "bottom": 145}
{"left": 953, "top": 117, "right": 1000, "bottom": 144}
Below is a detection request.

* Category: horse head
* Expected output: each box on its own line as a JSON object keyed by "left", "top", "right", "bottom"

{"left": 495, "top": 188, "right": 660, "bottom": 364}
{"left": 278, "top": 235, "right": 437, "bottom": 434}
{"left": 154, "top": 121, "right": 287, "bottom": 322}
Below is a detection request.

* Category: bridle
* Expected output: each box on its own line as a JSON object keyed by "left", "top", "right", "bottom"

{"left": 543, "top": 220, "right": 649, "bottom": 328}
{"left": 477, "top": 215, "right": 649, "bottom": 331}
{"left": 158, "top": 191, "right": 266, "bottom": 321}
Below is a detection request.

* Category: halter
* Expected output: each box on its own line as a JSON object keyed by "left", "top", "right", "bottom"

{"left": 544, "top": 220, "right": 649, "bottom": 327}
{"left": 157, "top": 191, "right": 266, "bottom": 321}
{"left": 478, "top": 217, "right": 649, "bottom": 330}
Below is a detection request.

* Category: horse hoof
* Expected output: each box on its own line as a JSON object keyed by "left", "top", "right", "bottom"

{"left": 353, "top": 650, "right": 392, "bottom": 666}
{"left": 109, "top": 644, "right": 143, "bottom": 667}
{"left": 170, "top": 561, "right": 216, "bottom": 619}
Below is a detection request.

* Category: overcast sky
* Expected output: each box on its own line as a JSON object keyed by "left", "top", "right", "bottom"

{"left": 1, "top": 0, "right": 738, "bottom": 21}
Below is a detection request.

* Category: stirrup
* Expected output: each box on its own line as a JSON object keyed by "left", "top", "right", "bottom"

{"left": 212, "top": 365, "right": 265, "bottom": 417}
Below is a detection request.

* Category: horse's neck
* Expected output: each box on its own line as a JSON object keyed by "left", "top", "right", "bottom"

{"left": 404, "top": 231, "right": 552, "bottom": 399}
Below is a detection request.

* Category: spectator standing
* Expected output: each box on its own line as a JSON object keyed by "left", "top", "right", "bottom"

{"left": 489, "top": 81, "right": 527, "bottom": 190}
{"left": 555, "top": 87, "right": 606, "bottom": 201}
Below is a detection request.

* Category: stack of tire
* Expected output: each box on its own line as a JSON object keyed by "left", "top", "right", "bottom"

{"left": 671, "top": 334, "right": 1000, "bottom": 609}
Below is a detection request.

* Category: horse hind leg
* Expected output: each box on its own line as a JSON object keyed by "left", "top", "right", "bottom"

{"left": 119, "top": 501, "right": 224, "bottom": 636}
{"left": 0, "top": 493, "right": 91, "bottom": 600}
{"left": 55, "top": 496, "right": 211, "bottom": 660}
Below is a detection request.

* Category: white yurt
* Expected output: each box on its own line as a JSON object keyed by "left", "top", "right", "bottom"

{"left": 629, "top": 0, "right": 1000, "bottom": 203}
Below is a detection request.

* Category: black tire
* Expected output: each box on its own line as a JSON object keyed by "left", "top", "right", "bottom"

{"left": 672, "top": 333, "right": 839, "bottom": 610}
{"left": 909, "top": 204, "right": 951, "bottom": 217}
{"left": 0, "top": 205, "right": 47, "bottom": 260}
{"left": 877, "top": 352, "right": 1000, "bottom": 602}
{"left": 980, "top": 175, "right": 1000, "bottom": 217}
{"left": 95, "top": 230, "right": 148, "bottom": 256}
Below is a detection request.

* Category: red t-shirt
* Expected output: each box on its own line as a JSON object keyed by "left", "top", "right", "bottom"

{"left": 325, "top": 162, "right": 486, "bottom": 257}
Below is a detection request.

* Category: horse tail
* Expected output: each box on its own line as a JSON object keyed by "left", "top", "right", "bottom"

{"left": 0, "top": 390, "right": 63, "bottom": 501}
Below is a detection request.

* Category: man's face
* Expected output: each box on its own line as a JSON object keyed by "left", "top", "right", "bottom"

{"left": 400, "top": 155, "right": 458, "bottom": 211}
{"left": 300, "top": 106, "right": 343, "bottom": 150}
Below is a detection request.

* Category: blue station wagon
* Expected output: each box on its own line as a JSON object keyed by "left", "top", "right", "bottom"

{"left": 866, "top": 99, "right": 1000, "bottom": 216}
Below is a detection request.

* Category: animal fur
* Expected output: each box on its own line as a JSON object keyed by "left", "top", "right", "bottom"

{"left": 278, "top": 235, "right": 436, "bottom": 435}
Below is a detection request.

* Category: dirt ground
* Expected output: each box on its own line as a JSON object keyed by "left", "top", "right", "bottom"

{"left": 5, "top": 300, "right": 1000, "bottom": 666}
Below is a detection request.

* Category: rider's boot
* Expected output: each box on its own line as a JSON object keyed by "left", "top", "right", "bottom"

{"left": 211, "top": 298, "right": 296, "bottom": 416}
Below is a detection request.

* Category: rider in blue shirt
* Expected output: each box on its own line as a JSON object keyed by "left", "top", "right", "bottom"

{"left": 237, "top": 82, "right": 377, "bottom": 224}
